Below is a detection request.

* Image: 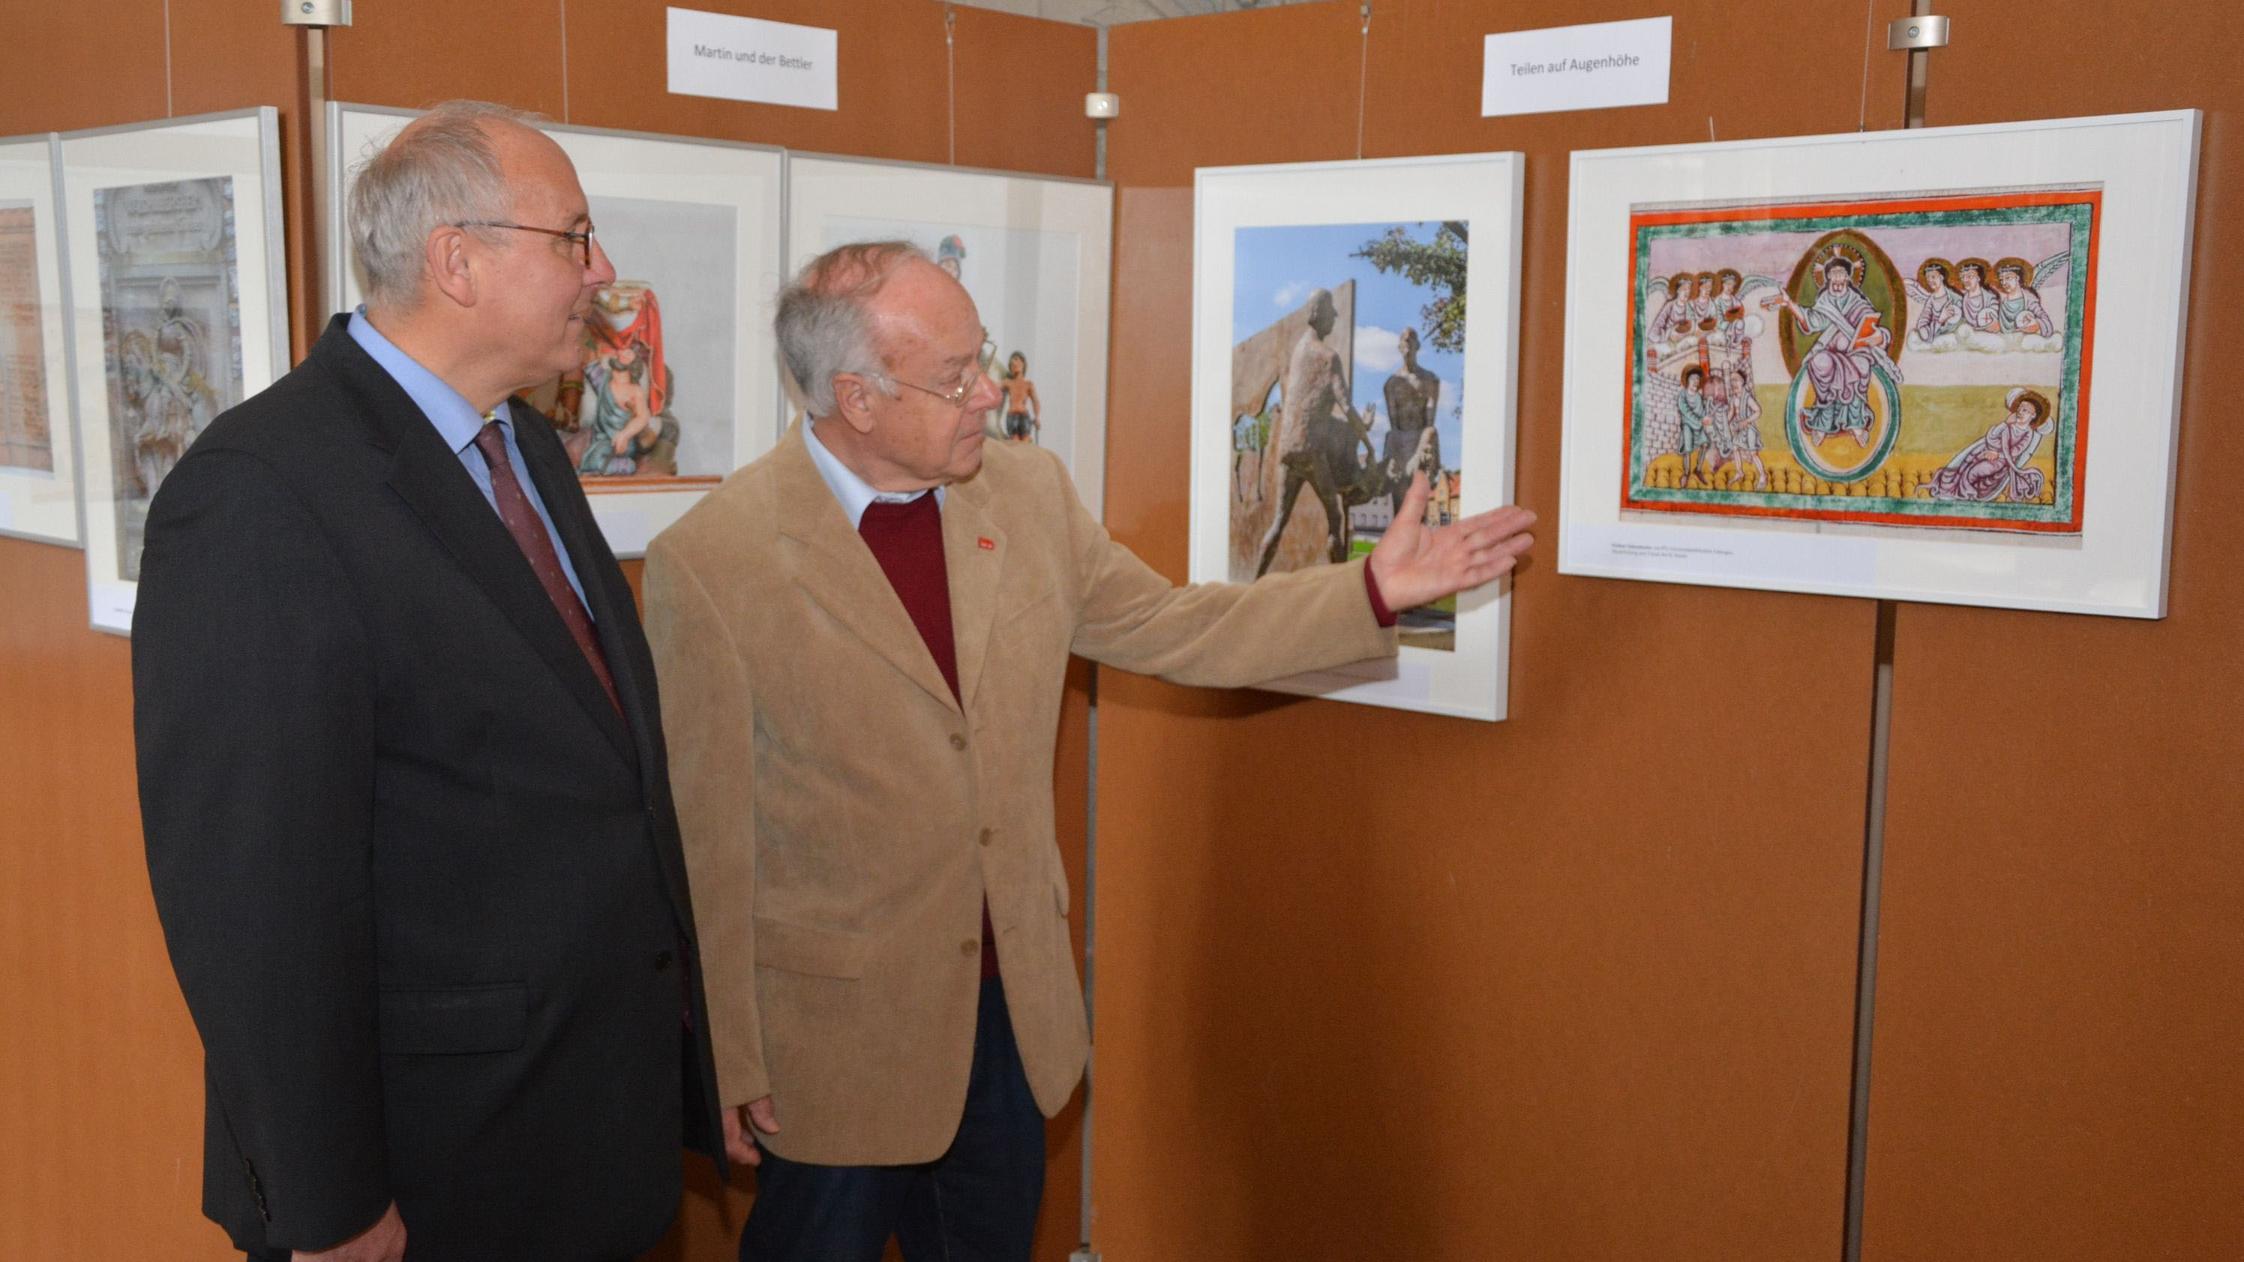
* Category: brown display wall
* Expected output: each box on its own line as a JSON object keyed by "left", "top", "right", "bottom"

{"left": 0, "top": 2, "right": 1094, "bottom": 1258}
{"left": 1094, "top": 1, "right": 1901, "bottom": 1258}
{"left": 1864, "top": 6, "right": 2243, "bottom": 1260}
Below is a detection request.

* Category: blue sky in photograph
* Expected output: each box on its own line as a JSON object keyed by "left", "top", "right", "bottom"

{"left": 1232, "top": 221, "right": 1465, "bottom": 469}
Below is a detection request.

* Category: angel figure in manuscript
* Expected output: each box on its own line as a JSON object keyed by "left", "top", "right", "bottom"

{"left": 1925, "top": 387, "right": 2053, "bottom": 503}
{"left": 1954, "top": 258, "right": 2002, "bottom": 335}
{"left": 1906, "top": 257, "right": 1965, "bottom": 349}
{"left": 1993, "top": 256, "right": 2061, "bottom": 351}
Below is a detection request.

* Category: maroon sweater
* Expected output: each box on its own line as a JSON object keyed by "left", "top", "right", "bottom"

{"left": 857, "top": 493, "right": 998, "bottom": 980}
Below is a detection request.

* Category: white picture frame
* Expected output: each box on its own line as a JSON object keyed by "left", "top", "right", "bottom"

{"left": 329, "top": 104, "right": 788, "bottom": 558}
{"left": 1190, "top": 153, "right": 1524, "bottom": 722}
{"left": 60, "top": 108, "right": 287, "bottom": 636}
{"left": 1560, "top": 111, "right": 2202, "bottom": 619}
{"left": 0, "top": 133, "right": 80, "bottom": 547}
{"left": 785, "top": 154, "right": 1114, "bottom": 519}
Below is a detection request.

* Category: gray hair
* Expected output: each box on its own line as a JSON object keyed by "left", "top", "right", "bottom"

{"left": 348, "top": 100, "right": 544, "bottom": 308}
{"left": 774, "top": 241, "right": 928, "bottom": 417}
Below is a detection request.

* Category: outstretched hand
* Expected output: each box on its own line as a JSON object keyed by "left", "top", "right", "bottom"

{"left": 1367, "top": 470, "right": 1536, "bottom": 612}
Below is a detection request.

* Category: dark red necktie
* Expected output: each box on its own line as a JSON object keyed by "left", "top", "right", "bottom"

{"left": 472, "top": 419, "right": 623, "bottom": 717}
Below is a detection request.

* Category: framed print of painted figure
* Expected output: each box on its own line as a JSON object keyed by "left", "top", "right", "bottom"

{"left": 60, "top": 108, "right": 286, "bottom": 635}
{"left": 1192, "top": 153, "right": 1523, "bottom": 721}
{"left": 1562, "top": 112, "right": 2200, "bottom": 618}
{"left": 330, "top": 104, "right": 786, "bottom": 557}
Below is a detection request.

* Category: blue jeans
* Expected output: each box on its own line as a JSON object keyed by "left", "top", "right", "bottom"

{"left": 738, "top": 976, "right": 1046, "bottom": 1262}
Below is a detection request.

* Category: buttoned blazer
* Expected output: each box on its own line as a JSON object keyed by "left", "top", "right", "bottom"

{"left": 643, "top": 422, "right": 1395, "bottom": 1165}
{"left": 133, "top": 317, "right": 722, "bottom": 1260}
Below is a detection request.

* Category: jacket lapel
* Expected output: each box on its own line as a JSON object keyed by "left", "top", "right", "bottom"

{"left": 775, "top": 424, "right": 961, "bottom": 714}
{"left": 940, "top": 475, "right": 1005, "bottom": 715}
{"left": 311, "top": 320, "right": 637, "bottom": 768}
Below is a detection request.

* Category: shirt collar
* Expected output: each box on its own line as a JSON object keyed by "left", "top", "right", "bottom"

{"left": 801, "top": 420, "right": 939, "bottom": 530}
{"left": 347, "top": 307, "right": 498, "bottom": 453}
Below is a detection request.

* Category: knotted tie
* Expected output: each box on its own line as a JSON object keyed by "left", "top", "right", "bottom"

{"left": 472, "top": 418, "right": 623, "bottom": 717}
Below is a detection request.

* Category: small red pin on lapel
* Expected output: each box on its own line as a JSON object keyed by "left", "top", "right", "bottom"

{"left": 977, "top": 536, "right": 996, "bottom": 551}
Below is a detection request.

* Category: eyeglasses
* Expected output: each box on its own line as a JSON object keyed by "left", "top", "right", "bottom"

{"left": 456, "top": 219, "right": 598, "bottom": 268}
{"left": 875, "top": 333, "right": 998, "bottom": 408}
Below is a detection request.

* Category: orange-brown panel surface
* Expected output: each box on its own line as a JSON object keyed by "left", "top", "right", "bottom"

{"left": 327, "top": 0, "right": 570, "bottom": 118}
{"left": 0, "top": 0, "right": 169, "bottom": 134}
{"left": 1866, "top": 9, "right": 2243, "bottom": 1259}
{"left": 1092, "top": 1, "right": 1906, "bottom": 1257}
{"left": 0, "top": 538, "right": 225, "bottom": 1259}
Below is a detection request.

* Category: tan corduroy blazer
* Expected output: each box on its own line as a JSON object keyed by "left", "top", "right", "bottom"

{"left": 642, "top": 421, "right": 1396, "bottom": 1165}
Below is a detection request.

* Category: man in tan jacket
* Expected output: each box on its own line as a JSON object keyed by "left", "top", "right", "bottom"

{"left": 643, "top": 241, "right": 1535, "bottom": 1261}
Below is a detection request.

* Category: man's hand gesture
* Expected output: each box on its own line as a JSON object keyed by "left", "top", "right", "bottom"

{"left": 1367, "top": 470, "right": 1536, "bottom": 612}
{"left": 722, "top": 1096, "right": 783, "bottom": 1166}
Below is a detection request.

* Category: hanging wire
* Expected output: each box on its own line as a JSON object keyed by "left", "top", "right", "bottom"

{"left": 946, "top": 6, "right": 959, "bottom": 165}
{"left": 1857, "top": 0, "right": 1876, "bottom": 130}
{"left": 558, "top": 0, "right": 572, "bottom": 123}
{"left": 1354, "top": 1, "right": 1371, "bottom": 160}
{"left": 163, "top": 0, "right": 176, "bottom": 116}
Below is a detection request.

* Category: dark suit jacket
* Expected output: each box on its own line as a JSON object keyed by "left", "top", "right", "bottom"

{"left": 133, "top": 316, "right": 722, "bottom": 1261}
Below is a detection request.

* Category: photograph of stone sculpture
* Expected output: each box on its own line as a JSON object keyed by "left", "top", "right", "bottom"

{"left": 530, "top": 193, "right": 739, "bottom": 486}
{"left": 95, "top": 176, "right": 244, "bottom": 580}
{"left": 1623, "top": 187, "right": 2097, "bottom": 534}
{"left": 1227, "top": 220, "right": 1467, "bottom": 649}
{"left": 0, "top": 202, "right": 53, "bottom": 474}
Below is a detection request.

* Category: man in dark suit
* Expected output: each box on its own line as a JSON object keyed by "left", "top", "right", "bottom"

{"left": 132, "top": 100, "right": 719, "bottom": 1262}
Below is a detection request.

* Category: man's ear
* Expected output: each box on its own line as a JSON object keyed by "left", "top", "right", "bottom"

{"left": 830, "top": 374, "right": 880, "bottom": 436}
{"left": 423, "top": 226, "right": 477, "bottom": 308}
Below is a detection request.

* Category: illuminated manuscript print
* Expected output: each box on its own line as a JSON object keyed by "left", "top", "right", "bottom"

{"left": 0, "top": 203, "right": 53, "bottom": 473}
{"left": 1623, "top": 188, "right": 2099, "bottom": 533}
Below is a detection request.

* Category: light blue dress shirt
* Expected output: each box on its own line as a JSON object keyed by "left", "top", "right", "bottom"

{"left": 800, "top": 419, "right": 942, "bottom": 529}
{"left": 348, "top": 310, "right": 593, "bottom": 613}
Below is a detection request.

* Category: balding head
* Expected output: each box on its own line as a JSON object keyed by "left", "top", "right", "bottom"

{"left": 348, "top": 100, "right": 549, "bottom": 309}
{"left": 775, "top": 240, "right": 936, "bottom": 418}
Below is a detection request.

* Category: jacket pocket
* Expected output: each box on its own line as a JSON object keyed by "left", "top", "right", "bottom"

{"left": 754, "top": 917, "right": 871, "bottom": 979}
{"left": 378, "top": 982, "right": 528, "bottom": 1055}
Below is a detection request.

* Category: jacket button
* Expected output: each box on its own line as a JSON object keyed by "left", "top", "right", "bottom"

{"left": 654, "top": 949, "right": 674, "bottom": 972}
{"left": 960, "top": 938, "right": 980, "bottom": 956}
{"left": 978, "top": 827, "right": 994, "bottom": 847}
{"left": 949, "top": 733, "right": 968, "bottom": 751}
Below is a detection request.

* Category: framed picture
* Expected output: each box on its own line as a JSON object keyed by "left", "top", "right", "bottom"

{"left": 1190, "top": 153, "right": 1524, "bottom": 722}
{"left": 1560, "top": 111, "right": 2201, "bottom": 618}
{"left": 785, "top": 155, "right": 1113, "bottom": 518}
{"left": 329, "top": 104, "right": 787, "bottom": 557}
{"left": 0, "top": 133, "right": 79, "bottom": 547}
{"left": 60, "top": 108, "right": 286, "bottom": 636}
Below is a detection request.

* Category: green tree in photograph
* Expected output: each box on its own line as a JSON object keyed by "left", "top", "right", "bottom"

{"left": 1353, "top": 220, "right": 1469, "bottom": 353}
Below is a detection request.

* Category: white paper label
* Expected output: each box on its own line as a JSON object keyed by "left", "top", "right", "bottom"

{"left": 666, "top": 7, "right": 838, "bottom": 111}
{"left": 1481, "top": 16, "right": 1671, "bottom": 118}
